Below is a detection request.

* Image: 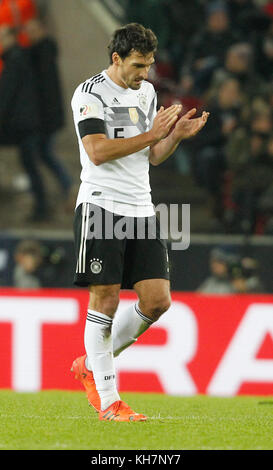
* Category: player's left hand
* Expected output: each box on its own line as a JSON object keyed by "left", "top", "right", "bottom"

{"left": 173, "top": 108, "right": 210, "bottom": 141}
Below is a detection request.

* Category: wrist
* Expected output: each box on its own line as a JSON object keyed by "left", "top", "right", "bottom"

{"left": 170, "top": 128, "right": 182, "bottom": 145}
{"left": 146, "top": 129, "right": 161, "bottom": 145}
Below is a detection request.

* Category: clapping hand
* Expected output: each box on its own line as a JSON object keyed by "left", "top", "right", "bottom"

{"left": 173, "top": 107, "right": 210, "bottom": 141}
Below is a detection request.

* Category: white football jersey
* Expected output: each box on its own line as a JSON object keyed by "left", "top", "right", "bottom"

{"left": 71, "top": 70, "right": 157, "bottom": 217}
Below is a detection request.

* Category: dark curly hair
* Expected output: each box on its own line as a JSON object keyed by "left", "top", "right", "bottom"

{"left": 107, "top": 23, "right": 158, "bottom": 63}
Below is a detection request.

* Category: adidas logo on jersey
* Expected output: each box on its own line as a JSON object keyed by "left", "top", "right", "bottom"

{"left": 112, "top": 97, "right": 120, "bottom": 105}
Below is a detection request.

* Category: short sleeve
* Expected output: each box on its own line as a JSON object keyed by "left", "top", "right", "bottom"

{"left": 71, "top": 86, "right": 106, "bottom": 137}
{"left": 72, "top": 88, "right": 105, "bottom": 124}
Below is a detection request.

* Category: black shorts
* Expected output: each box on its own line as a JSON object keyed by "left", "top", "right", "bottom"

{"left": 73, "top": 202, "right": 170, "bottom": 289}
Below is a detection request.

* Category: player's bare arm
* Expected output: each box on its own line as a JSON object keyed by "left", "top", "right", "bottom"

{"left": 82, "top": 104, "right": 181, "bottom": 166}
{"left": 149, "top": 107, "right": 210, "bottom": 166}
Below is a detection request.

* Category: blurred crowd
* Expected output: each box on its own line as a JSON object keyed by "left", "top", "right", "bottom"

{"left": 126, "top": 0, "right": 273, "bottom": 235}
{"left": 0, "top": 0, "right": 73, "bottom": 222}
{"left": 0, "top": 1, "right": 270, "bottom": 292}
{"left": 197, "top": 246, "right": 265, "bottom": 293}
{"left": 9, "top": 238, "right": 266, "bottom": 292}
{"left": 1, "top": 0, "right": 273, "bottom": 236}
{"left": 11, "top": 238, "right": 70, "bottom": 288}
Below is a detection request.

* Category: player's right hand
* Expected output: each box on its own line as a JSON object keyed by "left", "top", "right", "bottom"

{"left": 150, "top": 104, "right": 182, "bottom": 141}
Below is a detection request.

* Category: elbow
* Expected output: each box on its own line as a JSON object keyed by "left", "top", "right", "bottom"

{"left": 149, "top": 149, "right": 161, "bottom": 166}
{"left": 82, "top": 135, "right": 107, "bottom": 166}
{"left": 149, "top": 157, "right": 159, "bottom": 166}
{"left": 87, "top": 146, "right": 104, "bottom": 166}
{"left": 91, "top": 155, "right": 103, "bottom": 166}
{"left": 82, "top": 135, "right": 109, "bottom": 166}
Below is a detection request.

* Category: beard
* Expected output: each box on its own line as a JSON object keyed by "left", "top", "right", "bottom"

{"left": 129, "top": 82, "right": 142, "bottom": 90}
{"left": 121, "top": 73, "right": 143, "bottom": 90}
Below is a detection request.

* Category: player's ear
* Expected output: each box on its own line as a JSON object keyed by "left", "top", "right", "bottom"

{"left": 112, "top": 52, "right": 122, "bottom": 66}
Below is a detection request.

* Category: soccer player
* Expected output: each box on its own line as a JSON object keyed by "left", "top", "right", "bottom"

{"left": 71, "top": 23, "right": 209, "bottom": 422}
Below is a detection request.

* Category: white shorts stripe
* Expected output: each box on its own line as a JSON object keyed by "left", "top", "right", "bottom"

{"left": 77, "top": 202, "right": 88, "bottom": 273}
{"left": 82, "top": 202, "right": 90, "bottom": 273}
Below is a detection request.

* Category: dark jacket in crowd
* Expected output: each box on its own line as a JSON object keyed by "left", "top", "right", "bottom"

{"left": 188, "top": 29, "right": 239, "bottom": 71}
{"left": 0, "top": 45, "right": 40, "bottom": 143}
{"left": 28, "top": 37, "right": 65, "bottom": 135}
{"left": 189, "top": 98, "right": 241, "bottom": 151}
{"left": 227, "top": 0, "right": 270, "bottom": 41}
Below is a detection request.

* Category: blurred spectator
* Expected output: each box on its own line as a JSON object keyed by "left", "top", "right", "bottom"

{"left": 256, "top": 133, "right": 273, "bottom": 232}
{"left": 0, "top": 0, "right": 37, "bottom": 23}
{"left": 148, "top": 49, "right": 176, "bottom": 96}
{"left": 13, "top": 239, "right": 43, "bottom": 288}
{"left": 229, "top": 255, "right": 265, "bottom": 293}
{"left": 160, "top": 68, "right": 205, "bottom": 116}
{"left": 157, "top": 73, "right": 205, "bottom": 175}
{"left": 184, "top": 1, "right": 240, "bottom": 94}
{"left": 167, "top": 0, "right": 205, "bottom": 75}
{"left": 197, "top": 248, "right": 265, "bottom": 294}
{"left": 0, "top": 0, "right": 37, "bottom": 73}
{"left": 0, "top": 25, "right": 48, "bottom": 220}
{"left": 241, "top": 93, "right": 271, "bottom": 124}
{"left": 0, "top": 0, "right": 37, "bottom": 45}
{"left": 189, "top": 77, "right": 244, "bottom": 223}
{"left": 264, "top": 1, "right": 273, "bottom": 19}
{"left": 225, "top": 111, "right": 273, "bottom": 233}
{"left": 211, "top": 42, "right": 265, "bottom": 99}
{"left": 227, "top": 0, "right": 271, "bottom": 42}
{"left": 197, "top": 248, "right": 234, "bottom": 293}
{"left": 24, "top": 18, "right": 73, "bottom": 199}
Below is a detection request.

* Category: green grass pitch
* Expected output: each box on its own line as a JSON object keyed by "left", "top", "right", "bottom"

{"left": 0, "top": 390, "right": 272, "bottom": 450}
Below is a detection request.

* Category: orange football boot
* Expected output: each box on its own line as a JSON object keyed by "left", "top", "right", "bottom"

{"left": 99, "top": 400, "right": 147, "bottom": 422}
{"left": 71, "top": 354, "right": 100, "bottom": 412}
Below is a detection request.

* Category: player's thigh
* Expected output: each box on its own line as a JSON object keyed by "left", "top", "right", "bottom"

{"left": 73, "top": 202, "right": 125, "bottom": 288}
{"left": 123, "top": 215, "right": 170, "bottom": 289}
{"left": 133, "top": 278, "right": 171, "bottom": 321}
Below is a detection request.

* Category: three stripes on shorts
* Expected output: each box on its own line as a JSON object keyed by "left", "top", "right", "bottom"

{"left": 76, "top": 202, "right": 90, "bottom": 274}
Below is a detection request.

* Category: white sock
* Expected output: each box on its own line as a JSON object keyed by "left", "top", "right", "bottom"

{"left": 112, "top": 303, "right": 154, "bottom": 357}
{"left": 84, "top": 309, "right": 120, "bottom": 410}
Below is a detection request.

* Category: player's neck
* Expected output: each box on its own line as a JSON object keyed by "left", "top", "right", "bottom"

{"left": 106, "top": 65, "right": 128, "bottom": 89}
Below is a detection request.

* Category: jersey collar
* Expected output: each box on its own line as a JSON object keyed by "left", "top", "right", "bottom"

{"left": 102, "top": 70, "right": 136, "bottom": 95}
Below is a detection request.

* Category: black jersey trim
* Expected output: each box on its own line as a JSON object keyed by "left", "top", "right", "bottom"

{"left": 78, "top": 118, "right": 106, "bottom": 138}
{"left": 81, "top": 74, "right": 106, "bottom": 93}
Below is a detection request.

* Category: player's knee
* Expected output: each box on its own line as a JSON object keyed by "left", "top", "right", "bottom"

{"left": 88, "top": 285, "right": 120, "bottom": 318}
{"left": 140, "top": 294, "right": 171, "bottom": 322}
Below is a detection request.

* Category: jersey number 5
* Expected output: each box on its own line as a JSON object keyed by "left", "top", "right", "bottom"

{"left": 114, "top": 128, "right": 124, "bottom": 138}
